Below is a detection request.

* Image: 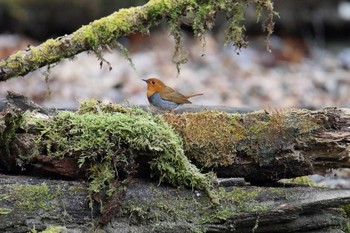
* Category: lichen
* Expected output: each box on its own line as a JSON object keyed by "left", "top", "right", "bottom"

{"left": 281, "top": 176, "right": 318, "bottom": 187}
{"left": 39, "top": 225, "right": 67, "bottom": 233}
{"left": 121, "top": 184, "right": 271, "bottom": 232}
{"left": 0, "top": 208, "right": 13, "bottom": 215}
{"left": 10, "top": 183, "right": 60, "bottom": 212}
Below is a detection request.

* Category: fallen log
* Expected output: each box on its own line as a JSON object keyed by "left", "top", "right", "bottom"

{"left": 164, "top": 106, "right": 350, "bottom": 183}
{"left": 0, "top": 175, "right": 349, "bottom": 233}
{"left": 1, "top": 95, "right": 350, "bottom": 184}
{"left": 1, "top": 95, "right": 350, "bottom": 232}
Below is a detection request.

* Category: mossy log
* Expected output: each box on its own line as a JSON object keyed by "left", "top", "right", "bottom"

{"left": 1, "top": 96, "right": 350, "bottom": 185}
{"left": 166, "top": 106, "right": 350, "bottom": 184}
{"left": 0, "top": 175, "right": 349, "bottom": 233}
{"left": 1, "top": 97, "right": 350, "bottom": 232}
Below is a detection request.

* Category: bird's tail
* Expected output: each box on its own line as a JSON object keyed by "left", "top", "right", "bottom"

{"left": 185, "top": 93, "right": 203, "bottom": 98}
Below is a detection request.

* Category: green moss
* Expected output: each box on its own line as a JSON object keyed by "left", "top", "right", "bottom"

{"left": 27, "top": 100, "right": 214, "bottom": 212}
{"left": 281, "top": 176, "right": 318, "bottom": 187}
{"left": 1, "top": 0, "right": 276, "bottom": 80}
{"left": 0, "top": 208, "right": 13, "bottom": 215}
{"left": 341, "top": 205, "right": 350, "bottom": 233}
{"left": 0, "top": 107, "right": 25, "bottom": 164}
{"left": 0, "top": 108, "right": 24, "bottom": 147}
{"left": 10, "top": 183, "right": 60, "bottom": 211}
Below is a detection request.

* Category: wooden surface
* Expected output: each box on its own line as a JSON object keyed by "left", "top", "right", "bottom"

{"left": 0, "top": 175, "right": 349, "bottom": 232}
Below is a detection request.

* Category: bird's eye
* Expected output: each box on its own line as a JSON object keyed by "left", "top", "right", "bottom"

{"left": 151, "top": 81, "right": 155, "bottom": 84}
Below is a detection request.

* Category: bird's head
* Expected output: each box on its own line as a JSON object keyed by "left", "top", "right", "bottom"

{"left": 142, "top": 78, "right": 166, "bottom": 97}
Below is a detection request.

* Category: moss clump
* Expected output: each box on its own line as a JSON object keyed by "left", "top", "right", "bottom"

{"left": 0, "top": 107, "right": 25, "bottom": 169}
{"left": 0, "top": 107, "right": 24, "bottom": 151}
{"left": 341, "top": 205, "right": 350, "bottom": 233}
{"left": 29, "top": 100, "right": 214, "bottom": 212}
{"left": 166, "top": 0, "right": 277, "bottom": 71}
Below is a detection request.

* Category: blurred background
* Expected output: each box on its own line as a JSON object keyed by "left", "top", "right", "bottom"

{"left": 1, "top": 0, "right": 350, "bottom": 110}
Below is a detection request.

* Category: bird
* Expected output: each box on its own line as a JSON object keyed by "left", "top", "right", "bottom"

{"left": 142, "top": 78, "right": 203, "bottom": 110}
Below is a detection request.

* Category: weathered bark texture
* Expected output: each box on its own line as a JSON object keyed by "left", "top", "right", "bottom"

{"left": 0, "top": 175, "right": 349, "bottom": 233}
{"left": 0, "top": 175, "right": 93, "bottom": 233}
{"left": 167, "top": 106, "right": 350, "bottom": 184}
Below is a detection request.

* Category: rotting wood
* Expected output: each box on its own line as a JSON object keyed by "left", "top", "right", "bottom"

{"left": 0, "top": 175, "right": 349, "bottom": 233}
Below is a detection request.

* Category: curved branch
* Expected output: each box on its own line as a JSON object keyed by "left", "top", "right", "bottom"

{"left": 0, "top": 0, "right": 170, "bottom": 80}
{"left": 0, "top": 0, "right": 276, "bottom": 81}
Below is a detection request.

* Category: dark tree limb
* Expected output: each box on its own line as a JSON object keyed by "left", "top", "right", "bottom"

{"left": 0, "top": 175, "right": 349, "bottom": 232}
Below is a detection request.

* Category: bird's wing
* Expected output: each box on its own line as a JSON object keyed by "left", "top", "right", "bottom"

{"left": 159, "top": 86, "right": 191, "bottom": 104}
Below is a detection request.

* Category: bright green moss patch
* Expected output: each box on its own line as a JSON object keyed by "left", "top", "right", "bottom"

{"left": 27, "top": 100, "right": 214, "bottom": 211}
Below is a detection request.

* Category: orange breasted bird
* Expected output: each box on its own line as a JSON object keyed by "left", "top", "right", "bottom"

{"left": 143, "top": 78, "right": 203, "bottom": 110}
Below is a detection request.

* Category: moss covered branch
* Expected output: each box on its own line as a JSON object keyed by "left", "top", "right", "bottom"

{"left": 0, "top": 0, "right": 276, "bottom": 81}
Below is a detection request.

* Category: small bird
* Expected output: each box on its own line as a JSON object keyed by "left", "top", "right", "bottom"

{"left": 143, "top": 78, "right": 203, "bottom": 110}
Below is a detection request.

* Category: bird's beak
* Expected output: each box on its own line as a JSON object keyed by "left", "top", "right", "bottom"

{"left": 142, "top": 79, "right": 147, "bottom": 83}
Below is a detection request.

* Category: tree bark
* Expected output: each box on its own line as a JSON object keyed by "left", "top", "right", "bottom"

{"left": 0, "top": 174, "right": 94, "bottom": 233}
{"left": 0, "top": 175, "right": 349, "bottom": 233}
